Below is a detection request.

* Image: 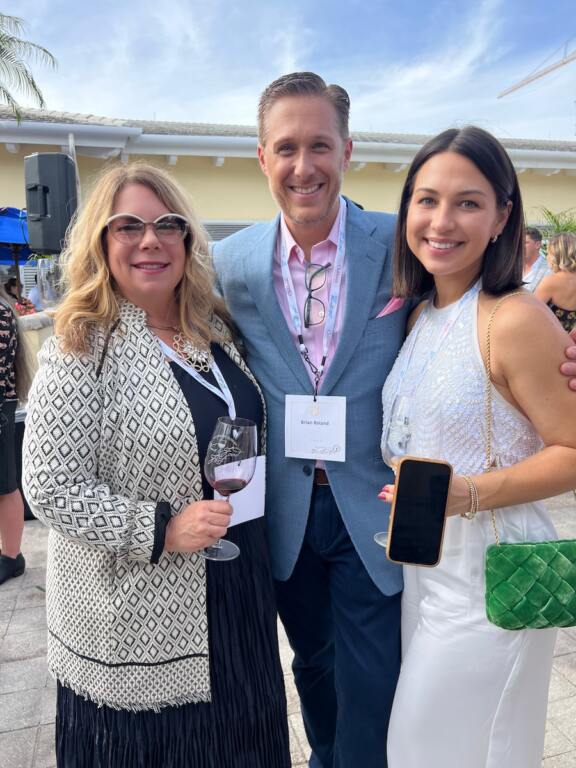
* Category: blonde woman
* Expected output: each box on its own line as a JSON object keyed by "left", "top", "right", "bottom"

{"left": 23, "top": 163, "right": 289, "bottom": 768}
{"left": 536, "top": 232, "right": 576, "bottom": 332}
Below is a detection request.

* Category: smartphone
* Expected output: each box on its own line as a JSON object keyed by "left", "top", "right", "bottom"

{"left": 386, "top": 456, "right": 453, "bottom": 567}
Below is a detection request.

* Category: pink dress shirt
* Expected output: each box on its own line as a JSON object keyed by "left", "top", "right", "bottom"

{"left": 272, "top": 198, "right": 347, "bottom": 391}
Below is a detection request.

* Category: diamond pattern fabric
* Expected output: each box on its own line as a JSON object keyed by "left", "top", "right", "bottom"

{"left": 22, "top": 301, "right": 260, "bottom": 709}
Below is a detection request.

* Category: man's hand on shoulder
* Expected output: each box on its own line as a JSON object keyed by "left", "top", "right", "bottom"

{"left": 561, "top": 328, "right": 576, "bottom": 391}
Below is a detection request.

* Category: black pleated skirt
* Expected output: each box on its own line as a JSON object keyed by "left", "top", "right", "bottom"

{"left": 55, "top": 518, "right": 291, "bottom": 768}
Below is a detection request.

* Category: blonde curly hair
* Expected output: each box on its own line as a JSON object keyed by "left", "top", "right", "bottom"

{"left": 55, "top": 162, "right": 233, "bottom": 352}
{"left": 547, "top": 232, "right": 576, "bottom": 274}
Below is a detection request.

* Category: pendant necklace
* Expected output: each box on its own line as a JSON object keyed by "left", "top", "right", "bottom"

{"left": 148, "top": 322, "right": 214, "bottom": 374}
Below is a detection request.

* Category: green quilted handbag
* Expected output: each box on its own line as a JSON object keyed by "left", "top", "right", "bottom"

{"left": 485, "top": 540, "right": 576, "bottom": 630}
{"left": 481, "top": 294, "right": 576, "bottom": 631}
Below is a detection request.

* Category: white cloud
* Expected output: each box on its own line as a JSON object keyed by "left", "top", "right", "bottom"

{"left": 7, "top": 0, "right": 576, "bottom": 139}
{"left": 269, "top": 21, "right": 315, "bottom": 75}
{"left": 349, "top": 0, "right": 505, "bottom": 125}
{"left": 335, "top": 0, "right": 576, "bottom": 139}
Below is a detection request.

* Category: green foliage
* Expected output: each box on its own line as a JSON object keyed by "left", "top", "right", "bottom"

{"left": 539, "top": 207, "right": 576, "bottom": 236}
{"left": 0, "top": 13, "right": 57, "bottom": 121}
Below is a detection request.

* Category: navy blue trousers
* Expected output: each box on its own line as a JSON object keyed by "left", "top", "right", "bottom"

{"left": 275, "top": 485, "right": 401, "bottom": 768}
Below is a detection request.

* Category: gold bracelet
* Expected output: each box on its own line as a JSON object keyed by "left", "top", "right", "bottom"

{"left": 460, "top": 475, "right": 479, "bottom": 520}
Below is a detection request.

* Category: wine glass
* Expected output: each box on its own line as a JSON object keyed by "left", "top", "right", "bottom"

{"left": 203, "top": 416, "right": 257, "bottom": 561}
{"left": 374, "top": 396, "right": 411, "bottom": 549}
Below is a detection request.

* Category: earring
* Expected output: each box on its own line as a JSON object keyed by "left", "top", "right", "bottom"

{"left": 490, "top": 235, "right": 499, "bottom": 244}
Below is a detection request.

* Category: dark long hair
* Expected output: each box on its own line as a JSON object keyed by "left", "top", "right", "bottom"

{"left": 393, "top": 126, "right": 524, "bottom": 298}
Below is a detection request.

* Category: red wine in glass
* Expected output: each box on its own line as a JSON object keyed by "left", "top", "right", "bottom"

{"left": 212, "top": 478, "right": 248, "bottom": 495}
{"left": 203, "top": 416, "right": 257, "bottom": 561}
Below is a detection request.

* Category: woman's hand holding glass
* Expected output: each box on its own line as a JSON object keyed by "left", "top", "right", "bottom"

{"left": 375, "top": 396, "right": 412, "bottom": 549}
{"left": 202, "top": 417, "right": 258, "bottom": 561}
{"left": 164, "top": 499, "right": 233, "bottom": 553}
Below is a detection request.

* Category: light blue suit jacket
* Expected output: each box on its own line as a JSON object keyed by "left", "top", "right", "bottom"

{"left": 213, "top": 202, "right": 409, "bottom": 595}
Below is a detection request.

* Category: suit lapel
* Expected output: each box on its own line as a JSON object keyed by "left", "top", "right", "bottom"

{"left": 243, "top": 217, "right": 313, "bottom": 393}
{"left": 320, "top": 204, "right": 389, "bottom": 393}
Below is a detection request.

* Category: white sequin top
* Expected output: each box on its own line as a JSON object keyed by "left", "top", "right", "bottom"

{"left": 381, "top": 286, "right": 555, "bottom": 611}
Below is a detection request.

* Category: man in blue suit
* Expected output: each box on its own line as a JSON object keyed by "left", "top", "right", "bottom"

{"left": 213, "top": 72, "right": 410, "bottom": 768}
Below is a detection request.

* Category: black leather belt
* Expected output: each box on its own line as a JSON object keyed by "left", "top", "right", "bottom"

{"left": 314, "top": 468, "right": 330, "bottom": 485}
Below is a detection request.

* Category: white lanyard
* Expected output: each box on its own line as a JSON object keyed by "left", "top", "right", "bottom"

{"left": 395, "top": 280, "right": 481, "bottom": 400}
{"left": 280, "top": 197, "right": 347, "bottom": 397}
{"left": 159, "top": 339, "right": 237, "bottom": 419}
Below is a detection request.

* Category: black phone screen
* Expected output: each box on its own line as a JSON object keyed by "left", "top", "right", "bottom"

{"left": 387, "top": 458, "right": 452, "bottom": 566}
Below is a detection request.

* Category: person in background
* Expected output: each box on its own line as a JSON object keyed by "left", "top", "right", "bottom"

{"left": 523, "top": 226, "right": 550, "bottom": 291}
{"left": 27, "top": 275, "right": 42, "bottom": 310}
{"left": 3, "top": 277, "right": 20, "bottom": 304}
{"left": 4, "top": 276, "right": 35, "bottom": 316}
{"left": 535, "top": 232, "right": 576, "bottom": 332}
{"left": 0, "top": 285, "right": 30, "bottom": 584}
{"left": 23, "top": 163, "right": 290, "bottom": 768}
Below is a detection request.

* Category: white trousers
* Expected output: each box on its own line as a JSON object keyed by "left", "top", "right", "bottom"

{"left": 387, "top": 576, "right": 557, "bottom": 768}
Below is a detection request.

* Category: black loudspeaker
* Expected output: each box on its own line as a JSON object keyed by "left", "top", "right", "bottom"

{"left": 24, "top": 152, "right": 78, "bottom": 253}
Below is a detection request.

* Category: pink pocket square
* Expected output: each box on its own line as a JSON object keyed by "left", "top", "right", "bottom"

{"left": 376, "top": 297, "right": 405, "bottom": 318}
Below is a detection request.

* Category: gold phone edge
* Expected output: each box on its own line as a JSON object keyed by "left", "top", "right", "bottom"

{"left": 385, "top": 455, "right": 453, "bottom": 568}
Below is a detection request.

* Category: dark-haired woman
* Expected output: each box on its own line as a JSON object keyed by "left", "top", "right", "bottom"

{"left": 379, "top": 126, "right": 576, "bottom": 767}
{"left": 0, "top": 289, "right": 29, "bottom": 584}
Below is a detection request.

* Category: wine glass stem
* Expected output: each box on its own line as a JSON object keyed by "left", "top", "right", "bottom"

{"left": 204, "top": 492, "right": 229, "bottom": 555}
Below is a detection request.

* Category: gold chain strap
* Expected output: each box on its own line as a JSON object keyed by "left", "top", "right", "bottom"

{"left": 483, "top": 292, "right": 524, "bottom": 546}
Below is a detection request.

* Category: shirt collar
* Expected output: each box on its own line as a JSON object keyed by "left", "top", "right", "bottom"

{"left": 279, "top": 197, "right": 345, "bottom": 265}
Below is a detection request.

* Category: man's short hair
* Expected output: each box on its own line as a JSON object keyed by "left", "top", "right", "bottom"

{"left": 257, "top": 72, "right": 350, "bottom": 145}
{"left": 525, "top": 226, "right": 542, "bottom": 243}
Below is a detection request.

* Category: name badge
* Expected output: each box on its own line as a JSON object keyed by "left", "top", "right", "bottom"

{"left": 213, "top": 455, "right": 266, "bottom": 527}
{"left": 285, "top": 395, "right": 346, "bottom": 462}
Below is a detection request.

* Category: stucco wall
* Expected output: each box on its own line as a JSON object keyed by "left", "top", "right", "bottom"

{"left": 1, "top": 142, "right": 575, "bottom": 226}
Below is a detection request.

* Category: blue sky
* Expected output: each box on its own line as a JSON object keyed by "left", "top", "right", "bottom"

{"left": 12, "top": 0, "right": 576, "bottom": 140}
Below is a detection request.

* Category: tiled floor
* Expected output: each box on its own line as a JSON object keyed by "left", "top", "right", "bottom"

{"left": 1, "top": 493, "right": 575, "bottom": 767}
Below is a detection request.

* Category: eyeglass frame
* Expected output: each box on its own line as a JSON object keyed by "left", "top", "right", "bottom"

{"left": 303, "top": 261, "right": 331, "bottom": 329}
{"left": 105, "top": 213, "right": 190, "bottom": 244}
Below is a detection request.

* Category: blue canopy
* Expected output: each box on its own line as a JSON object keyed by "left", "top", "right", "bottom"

{"left": 0, "top": 208, "right": 31, "bottom": 264}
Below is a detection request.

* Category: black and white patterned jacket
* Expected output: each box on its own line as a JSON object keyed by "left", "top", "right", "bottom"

{"left": 23, "top": 300, "right": 265, "bottom": 711}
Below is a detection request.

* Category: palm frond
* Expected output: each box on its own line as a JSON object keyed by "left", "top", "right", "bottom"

{"left": 539, "top": 207, "right": 576, "bottom": 235}
{"left": 0, "top": 33, "right": 57, "bottom": 69}
{"left": 0, "top": 13, "right": 57, "bottom": 113}
{"left": 0, "top": 83, "right": 22, "bottom": 121}
{"left": 0, "top": 13, "right": 26, "bottom": 36}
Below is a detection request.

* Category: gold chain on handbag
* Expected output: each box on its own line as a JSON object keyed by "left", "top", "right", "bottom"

{"left": 483, "top": 292, "right": 525, "bottom": 546}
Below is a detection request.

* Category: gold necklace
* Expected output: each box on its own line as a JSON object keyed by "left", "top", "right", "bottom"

{"left": 172, "top": 331, "right": 213, "bottom": 373}
{"left": 147, "top": 322, "right": 179, "bottom": 332}
{"left": 148, "top": 323, "right": 214, "bottom": 373}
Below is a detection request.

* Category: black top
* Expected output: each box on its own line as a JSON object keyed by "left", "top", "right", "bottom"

{"left": 547, "top": 300, "right": 576, "bottom": 333}
{"left": 169, "top": 343, "right": 264, "bottom": 499}
{"left": 151, "top": 342, "right": 265, "bottom": 563}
